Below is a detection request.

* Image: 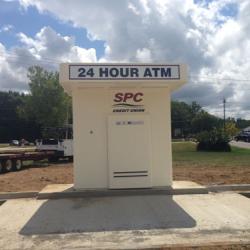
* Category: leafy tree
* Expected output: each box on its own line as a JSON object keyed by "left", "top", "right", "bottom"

{"left": 225, "top": 121, "right": 239, "bottom": 138}
{"left": 0, "top": 91, "right": 40, "bottom": 142}
{"left": 190, "top": 101, "right": 202, "bottom": 117}
{"left": 171, "top": 100, "right": 207, "bottom": 138}
{"left": 196, "top": 128, "right": 231, "bottom": 152}
{"left": 236, "top": 118, "right": 250, "bottom": 129}
{"left": 20, "top": 66, "right": 71, "bottom": 129}
{"left": 171, "top": 101, "right": 193, "bottom": 137}
{"left": 191, "top": 111, "right": 220, "bottom": 134}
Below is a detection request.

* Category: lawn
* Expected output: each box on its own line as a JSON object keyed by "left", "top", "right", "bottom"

{"left": 172, "top": 142, "right": 250, "bottom": 168}
{"left": 172, "top": 142, "right": 250, "bottom": 184}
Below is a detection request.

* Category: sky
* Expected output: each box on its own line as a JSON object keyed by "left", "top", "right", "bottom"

{"left": 0, "top": 0, "right": 250, "bottom": 119}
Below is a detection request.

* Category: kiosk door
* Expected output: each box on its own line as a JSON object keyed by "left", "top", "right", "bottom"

{"left": 108, "top": 115, "right": 152, "bottom": 189}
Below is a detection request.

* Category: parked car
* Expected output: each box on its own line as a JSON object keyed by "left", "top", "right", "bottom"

{"left": 234, "top": 132, "right": 250, "bottom": 142}
{"left": 9, "top": 140, "right": 19, "bottom": 146}
{"left": 19, "top": 139, "right": 30, "bottom": 146}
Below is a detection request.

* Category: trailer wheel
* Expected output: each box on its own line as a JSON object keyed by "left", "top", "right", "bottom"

{"left": 4, "top": 159, "right": 13, "bottom": 172}
{"left": 14, "top": 159, "right": 22, "bottom": 171}
{"left": 48, "top": 156, "right": 59, "bottom": 163}
{"left": 0, "top": 161, "right": 3, "bottom": 174}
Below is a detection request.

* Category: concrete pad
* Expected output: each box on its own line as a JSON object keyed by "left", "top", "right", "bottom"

{"left": 172, "top": 180, "right": 204, "bottom": 188}
{"left": 38, "top": 181, "right": 208, "bottom": 199}
{"left": 39, "top": 184, "right": 74, "bottom": 193}
{"left": 0, "top": 193, "right": 250, "bottom": 249}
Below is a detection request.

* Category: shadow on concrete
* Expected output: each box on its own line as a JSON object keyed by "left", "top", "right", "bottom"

{"left": 20, "top": 195, "right": 196, "bottom": 235}
{"left": 0, "top": 200, "right": 6, "bottom": 206}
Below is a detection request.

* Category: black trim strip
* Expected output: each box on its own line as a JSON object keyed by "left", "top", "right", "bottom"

{"left": 114, "top": 175, "right": 148, "bottom": 178}
{"left": 113, "top": 171, "right": 148, "bottom": 174}
{"left": 69, "top": 77, "right": 180, "bottom": 80}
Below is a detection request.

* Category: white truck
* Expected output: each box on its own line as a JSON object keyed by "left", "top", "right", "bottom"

{"left": 36, "top": 126, "right": 73, "bottom": 162}
{"left": 0, "top": 126, "right": 73, "bottom": 174}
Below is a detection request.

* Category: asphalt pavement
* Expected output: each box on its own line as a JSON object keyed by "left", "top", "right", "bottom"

{"left": 230, "top": 140, "right": 250, "bottom": 149}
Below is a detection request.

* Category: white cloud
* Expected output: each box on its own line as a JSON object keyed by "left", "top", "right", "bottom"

{"left": 0, "top": 24, "right": 14, "bottom": 33}
{"left": 2, "top": 0, "right": 250, "bottom": 118}
{"left": 136, "top": 48, "right": 151, "bottom": 62}
{"left": 17, "top": 26, "right": 97, "bottom": 63}
{"left": 0, "top": 43, "right": 27, "bottom": 91}
{"left": 0, "top": 26, "right": 97, "bottom": 91}
{"left": 17, "top": 0, "right": 222, "bottom": 67}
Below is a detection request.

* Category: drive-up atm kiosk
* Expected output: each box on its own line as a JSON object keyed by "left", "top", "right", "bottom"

{"left": 60, "top": 63, "right": 187, "bottom": 190}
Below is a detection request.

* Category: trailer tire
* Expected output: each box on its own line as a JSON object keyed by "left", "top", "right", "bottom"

{"left": 4, "top": 159, "right": 13, "bottom": 172}
{"left": 14, "top": 159, "right": 22, "bottom": 171}
{"left": 48, "top": 156, "right": 59, "bottom": 163}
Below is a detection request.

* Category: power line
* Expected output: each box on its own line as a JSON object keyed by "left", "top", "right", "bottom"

{"left": 189, "top": 74, "right": 250, "bottom": 82}
{"left": 0, "top": 52, "right": 62, "bottom": 64}
{"left": 223, "top": 98, "right": 226, "bottom": 132}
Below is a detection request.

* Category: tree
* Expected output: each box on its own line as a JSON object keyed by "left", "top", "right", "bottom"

{"left": 236, "top": 118, "right": 250, "bottom": 129}
{"left": 191, "top": 111, "right": 220, "bottom": 133}
{"left": 20, "top": 66, "right": 71, "bottom": 129}
{"left": 171, "top": 101, "right": 203, "bottom": 138}
{"left": 225, "top": 121, "right": 239, "bottom": 138}
{"left": 190, "top": 101, "right": 202, "bottom": 117}
{"left": 0, "top": 91, "right": 40, "bottom": 142}
{"left": 171, "top": 101, "right": 193, "bottom": 137}
{"left": 196, "top": 128, "right": 231, "bottom": 152}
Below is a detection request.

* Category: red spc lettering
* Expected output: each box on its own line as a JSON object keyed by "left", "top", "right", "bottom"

{"left": 123, "top": 93, "right": 134, "bottom": 102}
{"left": 133, "top": 92, "right": 143, "bottom": 102}
{"left": 114, "top": 92, "right": 144, "bottom": 103}
{"left": 114, "top": 93, "right": 123, "bottom": 102}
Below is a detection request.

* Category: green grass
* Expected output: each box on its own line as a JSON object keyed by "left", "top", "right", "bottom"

{"left": 172, "top": 142, "right": 250, "bottom": 167}
{"left": 0, "top": 144, "right": 8, "bottom": 148}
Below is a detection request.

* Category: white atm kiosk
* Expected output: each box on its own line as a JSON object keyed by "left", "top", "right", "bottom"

{"left": 60, "top": 64, "right": 187, "bottom": 190}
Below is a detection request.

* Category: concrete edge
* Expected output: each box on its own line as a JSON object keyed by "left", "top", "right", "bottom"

{"left": 0, "top": 192, "right": 38, "bottom": 200}
{"left": 207, "top": 184, "right": 250, "bottom": 192}
{"left": 1, "top": 184, "right": 250, "bottom": 200}
{"left": 140, "top": 241, "right": 250, "bottom": 250}
{"left": 37, "top": 188, "right": 209, "bottom": 199}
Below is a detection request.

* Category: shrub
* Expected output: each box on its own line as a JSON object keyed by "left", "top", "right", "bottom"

{"left": 196, "top": 128, "right": 231, "bottom": 152}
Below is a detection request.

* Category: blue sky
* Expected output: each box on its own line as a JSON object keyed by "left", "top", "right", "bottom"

{"left": 0, "top": 0, "right": 105, "bottom": 57}
{"left": 0, "top": 0, "right": 249, "bottom": 118}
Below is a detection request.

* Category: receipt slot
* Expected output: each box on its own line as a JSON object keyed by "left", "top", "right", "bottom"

{"left": 60, "top": 63, "right": 187, "bottom": 190}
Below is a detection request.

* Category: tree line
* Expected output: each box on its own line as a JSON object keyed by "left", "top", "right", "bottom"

{"left": 0, "top": 66, "right": 249, "bottom": 143}
{"left": 171, "top": 101, "right": 247, "bottom": 138}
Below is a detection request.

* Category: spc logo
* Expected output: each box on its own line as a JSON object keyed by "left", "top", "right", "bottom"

{"left": 113, "top": 92, "right": 144, "bottom": 108}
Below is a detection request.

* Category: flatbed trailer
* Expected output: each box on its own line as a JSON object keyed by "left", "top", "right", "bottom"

{"left": 0, "top": 150, "right": 55, "bottom": 173}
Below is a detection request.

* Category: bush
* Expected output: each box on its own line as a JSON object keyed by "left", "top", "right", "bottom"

{"left": 196, "top": 128, "right": 231, "bottom": 152}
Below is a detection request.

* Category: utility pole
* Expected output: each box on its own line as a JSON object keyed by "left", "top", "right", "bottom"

{"left": 223, "top": 98, "right": 226, "bottom": 133}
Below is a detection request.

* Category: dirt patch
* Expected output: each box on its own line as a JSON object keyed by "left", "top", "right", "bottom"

{"left": 0, "top": 162, "right": 73, "bottom": 192}
{"left": 174, "top": 165, "right": 250, "bottom": 185}
{"left": 0, "top": 162, "right": 250, "bottom": 192}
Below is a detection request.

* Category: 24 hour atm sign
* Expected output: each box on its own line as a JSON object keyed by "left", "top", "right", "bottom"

{"left": 69, "top": 64, "right": 180, "bottom": 80}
